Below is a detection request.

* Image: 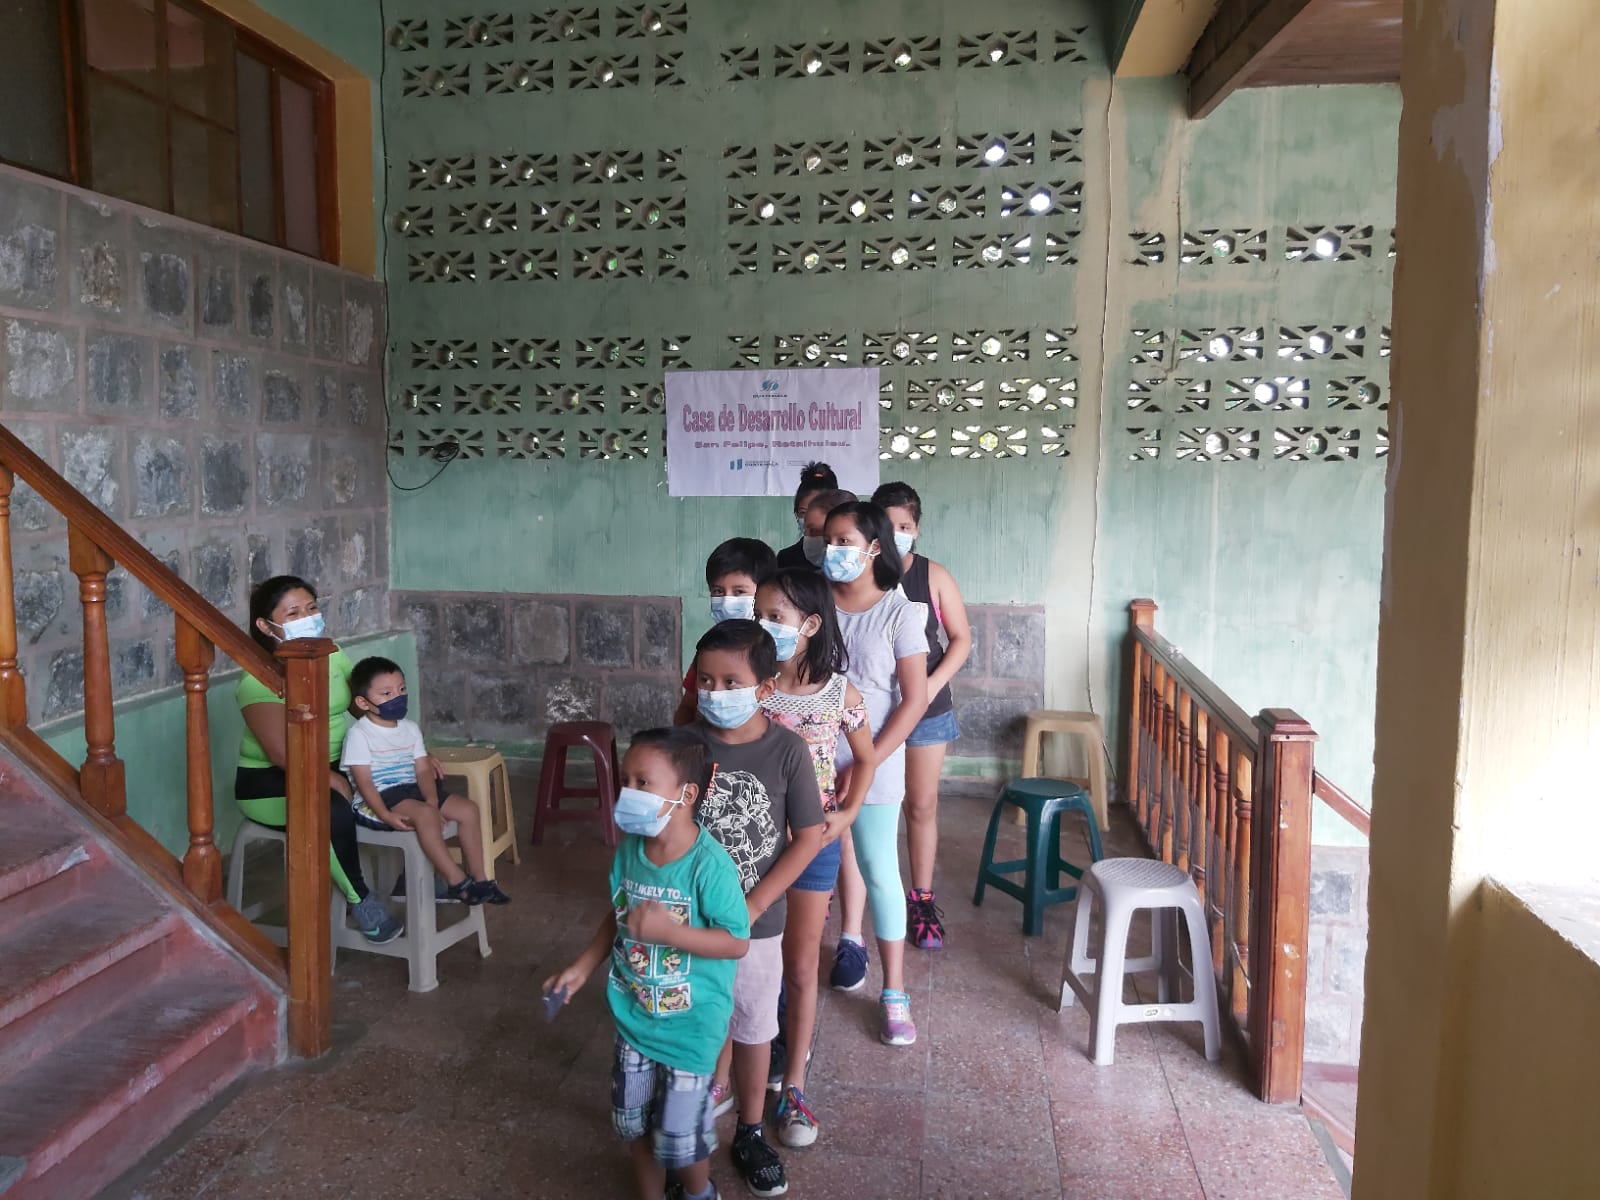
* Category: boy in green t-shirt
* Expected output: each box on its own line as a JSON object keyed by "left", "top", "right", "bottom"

{"left": 547, "top": 728, "right": 749, "bottom": 1200}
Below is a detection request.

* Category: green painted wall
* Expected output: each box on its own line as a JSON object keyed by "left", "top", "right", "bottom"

{"left": 39, "top": 631, "right": 418, "bottom": 858}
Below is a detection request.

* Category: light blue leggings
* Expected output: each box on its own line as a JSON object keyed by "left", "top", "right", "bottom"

{"left": 851, "top": 801, "right": 907, "bottom": 942}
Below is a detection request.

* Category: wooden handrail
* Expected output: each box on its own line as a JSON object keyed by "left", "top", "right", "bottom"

{"left": 1313, "top": 770, "right": 1371, "bottom": 837}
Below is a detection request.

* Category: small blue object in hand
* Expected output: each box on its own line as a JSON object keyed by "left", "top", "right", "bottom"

{"left": 542, "top": 985, "right": 569, "bottom": 1022}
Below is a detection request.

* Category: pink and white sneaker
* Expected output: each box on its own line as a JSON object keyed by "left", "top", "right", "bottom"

{"left": 879, "top": 988, "right": 917, "bottom": 1046}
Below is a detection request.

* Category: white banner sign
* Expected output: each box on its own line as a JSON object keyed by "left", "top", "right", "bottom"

{"left": 665, "top": 367, "right": 881, "bottom": 497}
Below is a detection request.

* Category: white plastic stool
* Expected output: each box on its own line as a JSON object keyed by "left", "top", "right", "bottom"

{"left": 226, "top": 820, "right": 344, "bottom": 962}
{"left": 1019, "top": 710, "right": 1109, "bottom": 831}
{"left": 1057, "top": 857, "right": 1221, "bottom": 1066}
{"left": 433, "top": 744, "right": 519, "bottom": 881}
{"left": 226, "top": 819, "right": 492, "bottom": 993}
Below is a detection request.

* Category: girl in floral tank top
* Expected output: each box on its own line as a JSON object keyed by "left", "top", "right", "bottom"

{"left": 753, "top": 568, "right": 877, "bottom": 1150}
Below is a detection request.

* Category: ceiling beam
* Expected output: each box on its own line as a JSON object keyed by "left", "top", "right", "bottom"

{"left": 1113, "top": 0, "right": 1228, "bottom": 77}
{"left": 1187, "top": 0, "right": 1318, "bottom": 118}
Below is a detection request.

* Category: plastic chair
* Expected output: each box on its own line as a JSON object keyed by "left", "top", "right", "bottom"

{"left": 1018, "top": 710, "right": 1109, "bottom": 831}
{"left": 433, "top": 744, "right": 519, "bottom": 881}
{"left": 532, "top": 721, "right": 619, "bottom": 848}
{"left": 1057, "top": 857, "right": 1221, "bottom": 1066}
{"left": 973, "top": 777, "right": 1105, "bottom": 936}
{"left": 226, "top": 820, "right": 344, "bottom": 962}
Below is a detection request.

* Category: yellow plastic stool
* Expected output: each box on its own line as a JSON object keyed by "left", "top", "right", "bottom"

{"left": 433, "top": 745, "right": 520, "bottom": 881}
{"left": 1017, "top": 710, "right": 1109, "bottom": 831}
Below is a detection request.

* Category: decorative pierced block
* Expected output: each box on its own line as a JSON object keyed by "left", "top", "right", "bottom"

{"left": 1173, "top": 427, "right": 1259, "bottom": 463}
{"left": 484, "top": 59, "right": 555, "bottom": 94}
{"left": 722, "top": 45, "right": 760, "bottom": 81}
{"left": 775, "top": 42, "right": 850, "bottom": 77}
{"left": 1125, "top": 428, "right": 1161, "bottom": 461}
{"left": 957, "top": 32, "right": 1038, "bottom": 67}
{"left": 581, "top": 427, "right": 653, "bottom": 459}
{"left": 1043, "top": 230, "right": 1079, "bottom": 265}
{"left": 660, "top": 337, "right": 692, "bottom": 369}
{"left": 576, "top": 337, "right": 647, "bottom": 369}
{"left": 401, "top": 63, "right": 471, "bottom": 98}
{"left": 1129, "top": 329, "right": 1168, "bottom": 366}
{"left": 1043, "top": 329, "right": 1076, "bottom": 360}
{"left": 410, "top": 339, "right": 477, "bottom": 370}
{"left": 618, "top": 382, "right": 665, "bottom": 414}
{"left": 1124, "top": 380, "right": 1160, "bottom": 412}
{"left": 881, "top": 425, "right": 940, "bottom": 460}
{"left": 389, "top": 206, "right": 435, "bottom": 238}
{"left": 1053, "top": 28, "right": 1091, "bottom": 63}
{"left": 818, "top": 189, "right": 894, "bottom": 223}
{"left": 1050, "top": 128, "right": 1084, "bottom": 163}
{"left": 957, "top": 132, "right": 1034, "bottom": 168}
{"left": 726, "top": 334, "right": 763, "bottom": 367}
{"left": 534, "top": 198, "right": 601, "bottom": 233}
{"left": 397, "top": 383, "right": 444, "bottom": 414}
{"left": 952, "top": 232, "right": 1030, "bottom": 268}
{"left": 408, "top": 249, "right": 475, "bottom": 282}
{"left": 448, "top": 202, "right": 518, "bottom": 235}
{"left": 417, "top": 427, "right": 485, "bottom": 458}
{"left": 862, "top": 237, "right": 939, "bottom": 270}
{"left": 775, "top": 140, "right": 849, "bottom": 175}
{"left": 1379, "top": 326, "right": 1391, "bottom": 358}
{"left": 490, "top": 154, "right": 558, "bottom": 188}
{"left": 727, "top": 243, "right": 760, "bottom": 275}
{"left": 1180, "top": 229, "right": 1268, "bottom": 265}
{"left": 952, "top": 330, "right": 1028, "bottom": 363}
{"left": 1000, "top": 181, "right": 1077, "bottom": 218}
{"left": 616, "top": 195, "right": 686, "bottom": 230}
{"left": 862, "top": 36, "right": 941, "bottom": 73}
{"left": 1272, "top": 426, "right": 1360, "bottom": 461}
{"left": 1178, "top": 327, "right": 1266, "bottom": 363}
{"left": 909, "top": 184, "right": 985, "bottom": 220}
{"left": 497, "top": 427, "right": 566, "bottom": 459}
{"left": 535, "top": 9, "right": 601, "bottom": 43}
{"left": 723, "top": 146, "right": 758, "bottom": 178}
{"left": 728, "top": 193, "right": 803, "bottom": 226}
{"left": 571, "top": 54, "right": 642, "bottom": 89}
{"left": 1036, "top": 425, "right": 1071, "bottom": 455}
{"left": 863, "top": 331, "right": 940, "bottom": 367}
{"left": 1129, "top": 231, "right": 1165, "bottom": 266}
{"left": 486, "top": 247, "right": 559, "bottom": 281}
{"left": 864, "top": 135, "right": 940, "bottom": 172}
{"left": 410, "top": 157, "right": 476, "bottom": 190}
{"left": 997, "top": 376, "right": 1075, "bottom": 411}
{"left": 774, "top": 334, "right": 849, "bottom": 367}
{"left": 657, "top": 148, "right": 687, "bottom": 182}
{"left": 533, "top": 382, "right": 605, "bottom": 415}
{"left": 655, "top": 54, "right": 684, "bottom": 85}
{"left": 451, "top": 383, "right": 521, "bottom": 415}
{"left": 493, "top": 338, "right": 561, "bottom": 370}
{"left": 386, "top": 19, "right": 429, "bottom": 51}
{"left": 619, "top": 3, "right": 689, "bottom": 37}
{"left": 1276, "top": 324, "right": 1365, "bottom": 361}
{"left": 1286, "top": 225, "right": 1375, "bottom": 262}
{"left": 772, "top": 241, "right": 847, "bottom": 273}
{"left": 573, "top": 244, "right": 645, "bottom": 278}
{"left": 572, "top": 149, "right": 644, "bottom": 183}
{"left": 444, "top": 14, "right": 515, "bottom": 49}
{"left": 1374, "top": 427, "right": 1390, "bottom": 456}
{"left": 1224, "top": 376, "right": 1312, "bottom": 412}
{"left": 907, "top": 379, "right": 985, "bottom": 413}
{"left": 950, "top": 424, "right": 1029, "bottom": 458}
{"left": 1326, "top": 377, "right": 1385, "bottom": 410}
{"left": 1174, "top": 379, "right": 1213, "bottom": 413}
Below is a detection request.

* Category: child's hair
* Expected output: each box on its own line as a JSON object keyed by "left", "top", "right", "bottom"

{"left": 871, "top": 481, "right": 922, "bottom": 524}
{"left": 761, "top": 567, "right": 847, "bottom": 683}
{"left": 705, "top": 537, "right": 775, "bottom": 588}
{"left": 825, "top": 500, "right": 904, "bottom": 591}
{"left": 694, "top": 618, "right": 778, "bottom": 683}
{"left": 803, "top": 488, "right": 856, "bottom": 520}
{"left": 350, "top": 655, "right": 404, "bottom": 700}
{"left": 628, "top": 727, "right": 708, "bottom": 794}
{"left": 793, "top": 461, "right": 838, "bottom": 516}
{"left": 247, "top": 574, "right": 317, "bottom": 650}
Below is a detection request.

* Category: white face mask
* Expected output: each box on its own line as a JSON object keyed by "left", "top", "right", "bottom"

{"left": 893, "top": 530, "right": 916, "bottom": 557}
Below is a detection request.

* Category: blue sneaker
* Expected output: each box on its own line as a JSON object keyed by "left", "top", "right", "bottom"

{"left": 349, "top": 894, "right": 403, "bottom": 944}
{"left": 829, "top": 937, "right": 868, "bottom": 992}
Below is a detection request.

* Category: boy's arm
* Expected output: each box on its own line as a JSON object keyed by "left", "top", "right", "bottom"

{"left": 544, "top": 910, "right": 619, "bottom": 998}
{"left": 414, "top": 759, "right": 439, "bottom": 805}
{"left": 743, "top": 740, "right": 826, "bottom": 919}
{"left": 624, "top": 903, "right": 747, "bottom": 959}
{"left": 348, "top": 764, "right": 413, "bottom": 831}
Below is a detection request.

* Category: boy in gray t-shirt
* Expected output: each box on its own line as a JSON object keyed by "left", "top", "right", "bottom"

{"left": 689, "top": 619, "right": 824, "bottom": 1198}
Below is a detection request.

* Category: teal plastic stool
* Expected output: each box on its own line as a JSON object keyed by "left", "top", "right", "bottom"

{"left": 973, "top": 778, "right": 1106, "bottom": 936}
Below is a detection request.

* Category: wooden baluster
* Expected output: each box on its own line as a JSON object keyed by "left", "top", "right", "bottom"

{"left": 0, "top": 467, "right": 26, "bottom": 727}
{"left": 1210, "top": 731, "right": 1231, "bottom": 983}
{"left": 1232, "top": 749, "right": 1254, "bottom": 1027}
{"left": 280, "top": 637, "right": 334, "bottom": 1059}
{"left": 1175, "top": 689, "right": 1193, "bottom": 873}
{"left": 1249, "top": 709, "right": 1318, "bottom": 1105}
{"left": 1191, "top": 706, "right": 1210, "bottom": 903}
{"left": 1160, "top": 672, "right": 1177, "bottom": 863}
{"left": 69, "top": 524, "right": 125, "bottom": 818}
{"left": 1125, "top": 600, "right": 1157, "bottom": 827}
{"left": 176, "top": 617, "right": 221, "bottom": 902}
{"left": 1138, "top": 653, "right": 1155, "bottom": 827}
{"left": 1148, "top": 659, "right": 1167, "bottom": 846}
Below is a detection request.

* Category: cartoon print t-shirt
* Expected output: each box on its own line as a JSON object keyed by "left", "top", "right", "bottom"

{"left": 606, "top": 825, "right": 750, "bottom": 1075}
{"left": 692, "top": 720, "right": 825, "bottom": 940}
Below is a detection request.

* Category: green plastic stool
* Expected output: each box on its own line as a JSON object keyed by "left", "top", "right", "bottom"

{"left": 973, "top": 777, "right": 1105, "bottom": 936}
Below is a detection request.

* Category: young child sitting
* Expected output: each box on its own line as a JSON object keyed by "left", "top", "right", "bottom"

{"left": 546, "top": 728, "right": 750, "bottom": 1200}
{"left": 672, "top": 537, "right": 776, "bottom": 726}
{"left": 339, "top": 656, "right": 509, "bottom": 905}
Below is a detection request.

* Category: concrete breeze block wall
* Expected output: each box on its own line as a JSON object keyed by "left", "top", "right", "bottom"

{"left": 949, "top": 603, "right": 1046, "bottom": 766}
{"left": 1305, "top": 844, "right": 1370, "bottom": 1066}
{"left": 0, "top": 166, "right": 390, "bottom": 721}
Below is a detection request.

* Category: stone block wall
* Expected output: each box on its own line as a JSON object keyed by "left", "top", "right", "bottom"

{"left": 947, "top": 604, "right": 1047, "bottom": 766}
{"left": 1304, "top": 844, "right": 1370, "bottom": 1065}
{"left": 0, "top": 166, "right": 389, "bottom": 720}
{"left": 393, "top": 591, "right": 683, "bottom": 748}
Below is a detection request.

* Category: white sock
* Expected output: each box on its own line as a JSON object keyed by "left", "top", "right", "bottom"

{"left": 841, "top": 932, "right": 864, "bottom": 947}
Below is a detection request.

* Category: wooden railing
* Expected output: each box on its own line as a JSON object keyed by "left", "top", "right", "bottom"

{"left": 1123, "top": 598, "right": 1316, "bottom": 1104}
{"left": 0, "top": 424, "right": 333, "bottom": 1058}
{"left": 1313, "top": 770, "right": 1371, "bottom": 838}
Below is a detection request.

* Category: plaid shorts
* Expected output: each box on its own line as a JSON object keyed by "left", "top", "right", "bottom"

{"left": 610, "top": 1037, "right": 717, "bottom": 1169}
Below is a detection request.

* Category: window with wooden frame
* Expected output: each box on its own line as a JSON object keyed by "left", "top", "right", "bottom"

{"left": 0, "top": 0, "right": 339, "bottom": 262}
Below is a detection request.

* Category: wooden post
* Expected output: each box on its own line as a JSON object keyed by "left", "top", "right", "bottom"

{"left": 69, "top": 524, "right": 125, "bottom": 818}
{"left": 1250, "top": 707, "right": 1317, "bottom": 1105}
{"left": 176, "top": 617, "right": 221, "bottom": 902}
{"left": 0, "top": 466, "right": 26, "bottom": 727}
{"left": 279, "top": 637, "right": 334, "bottom": 1059}
{"left": 1124, "top": 599, "right": 1157, "bottom": 820}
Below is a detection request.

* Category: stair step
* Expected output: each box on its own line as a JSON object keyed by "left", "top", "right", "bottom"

{"left": 0, "top": 870, "right": 178, "bottom": 1033}
{"left": 0, "top": 971, "right": 268, "bottom": 1195}
{"left": 0, "top": 800, "right": 91, "bottom": 906}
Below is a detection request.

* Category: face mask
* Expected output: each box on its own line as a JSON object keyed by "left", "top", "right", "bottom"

{"left": 894, "top": 530, "right": 916, "bottom": 557}
{"left": 369, "top": 695, "right": 408, "bottom": 721}
{"left": 823, "top": 544, "right": 872, "bottom": 584}
{"left": 699, "top": 686, "right": 761, "bottom": 729}
{"left": 760, "top": 619, "right": 803, "bottom": 662}
{"left": 274, "top": 612, "right": 326, "bottom": 642}
{"left": 802, "top": 535, "right": 826, "bottom": 566}
{"left": 709, "top": 595, "right": 755, "bottom": 623}
{"left": 614, "top": 785, "right": 686, "bottom": 838}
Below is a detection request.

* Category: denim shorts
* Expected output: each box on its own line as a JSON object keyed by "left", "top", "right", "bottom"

{"left": 906, "top": 707, "right": 961, "bottom": 748}
{"left": 790, "top": 835, "right": 842, "bottom": 893}
{"left": 610, "top": 1037, "right": 716, "bottom": 1168}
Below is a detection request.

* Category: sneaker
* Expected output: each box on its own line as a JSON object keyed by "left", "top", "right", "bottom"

{"left": 349, "top": 894, "right": 404, "bottom": 944}
{"left": 879, "top": 988, "right": 917, "bottom": 1046}
{"left": 731, "top": 1127, "right": 787, "bottom": 1197}
{"left": 465, "top": 877, "right": 511, "bottom": 905}
{"left": 907, "top": 888, "right": 946, "bottom": 950}
{"left": 665, "top": 1186, "right": 720, "bottom": 1200}
{"left": 392, "top": 875, "right": 458, "bottom": 903}
{"left": 775, "top": 1087, "right": 819, "bottom": 1149}
{"left": 829, "top": 938, "right": 868, "bottom": 992}
{"left": 711, "top": 1080, "right": 736, "bottom": 1118}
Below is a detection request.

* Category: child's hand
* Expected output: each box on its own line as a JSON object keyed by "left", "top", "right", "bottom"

{"left": 822, "top": 806, "right": 859, "bottom": 844}
{"left": 384, "top": 810, "right": 415, "bottom": 832}
{"left": 623, "top": 900, "right": 674, "bottom": 943}
{"left": 543, "top": 964, "right": 588, "bottom": 1001}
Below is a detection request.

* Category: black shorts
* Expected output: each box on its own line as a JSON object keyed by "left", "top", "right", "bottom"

{"left": 353, "top": 782, "right": 443, "bottom": 830}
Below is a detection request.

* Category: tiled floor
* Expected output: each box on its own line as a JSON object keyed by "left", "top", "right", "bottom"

{"left": 116, "top": 779, "right": 1346, "bottom": 1200}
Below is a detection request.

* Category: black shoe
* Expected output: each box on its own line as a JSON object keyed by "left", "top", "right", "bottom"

{"left": 467, "top": 877, "right": 511, "bottom": 905}
{"left": 731, "top": 1128, "right": 787, "bottom": 1197}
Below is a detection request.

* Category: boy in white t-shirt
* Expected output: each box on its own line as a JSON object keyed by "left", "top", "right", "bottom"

{"left": 340, "top": 656, "right": 509, "bottom": 906}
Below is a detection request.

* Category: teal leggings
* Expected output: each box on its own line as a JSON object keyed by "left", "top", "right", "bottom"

{"left": 851, "top": 801, "right": 907, "bottom": 942}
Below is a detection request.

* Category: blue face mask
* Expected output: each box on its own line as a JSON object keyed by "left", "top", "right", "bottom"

{"left": 709, "top": 595, "right": 754, "bottom": 623}
{"left": 823, "top": 544, "right": 872, "bottom": 584}
{"left": 371, "top": 695, "right": 408, "bottom": 721}
{"left": 894, "top": 530, "right": 916, "bottom": 557}
{"left": 274, "top": 612, "right": 326, "bottom": 641}
{"left": 699, "top": 686, "right": 761, "bottom": 729}
{"left": 760, "top": 619, "right": 803, "bottom": 662}
{"left": 614, "top": 785, "right": 686, "bottom": 838}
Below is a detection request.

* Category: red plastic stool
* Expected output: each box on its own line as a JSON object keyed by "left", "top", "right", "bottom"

{"left": 532, "top": 721, "right": 620, "bottom": 847}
